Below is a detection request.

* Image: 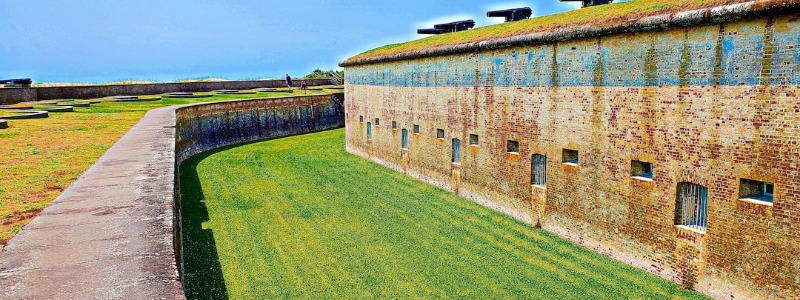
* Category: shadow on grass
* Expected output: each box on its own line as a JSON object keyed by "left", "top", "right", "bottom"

{"left": 180, "top": 152, "right": 229, "bottom": 300}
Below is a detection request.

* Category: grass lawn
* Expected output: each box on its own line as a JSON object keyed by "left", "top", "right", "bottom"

{"left": 179, "top": 128, "right": 709, "bottom": 300}
{"left": 0, "top": 89, "right": 332, "bottom": 244}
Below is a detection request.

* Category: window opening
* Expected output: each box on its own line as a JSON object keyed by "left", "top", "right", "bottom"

{"left": 437, "top": 129, "right": 445, "bottom": 139}
{"left": 739, "top": 178, "right": 774, "bottom": 204}
{"left": 469, "top": 134, "right": 479, "bottom": 146}
{"left": 532, "top": 154, "right": 547, "bottom": 186}
{"left": 631, "top": 160, "right": 653, "bottom": 179}
{"left": 562, "top": 149, "right": 579, "bottom": 165}
{"left": 675, "top": 182, "right": 709, "bottom": 232}
{"left": 507, "top": 140, "right": 519, "bottom": 153}
{"left": 366, "top": 122, "right": 372, "bottom": 139}
{"left": 452, "top": 138, "right": 461, "bottom": 163}
{"left": 401, "top": 129, "right": 409, "bottom": 149}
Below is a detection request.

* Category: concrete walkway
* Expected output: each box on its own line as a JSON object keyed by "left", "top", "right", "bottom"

{"left": 0, "top": 107, "right": 184, "bottom": 299}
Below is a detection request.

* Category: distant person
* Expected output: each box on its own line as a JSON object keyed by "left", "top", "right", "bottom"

{"left": 300, "top": 79, "right": 307, "bottom": 93}
{"left": 285, "top": 74, "right": 293, "bottom": 88}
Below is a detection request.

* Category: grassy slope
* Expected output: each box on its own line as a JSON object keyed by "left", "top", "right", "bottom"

{"left": 0, "top": 90, "right": 328, "bottom": 244}
{"left": 180, "top": 128, "right": 709, "bottom": 299}
{"left": 348, "top": 0, "right": 751, "bottom": 62}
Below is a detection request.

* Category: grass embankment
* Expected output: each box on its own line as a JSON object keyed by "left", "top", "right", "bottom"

{"left": 0, "top": 89, "right": 330, "bottom": 244}
{"left": 347, "top": 0, "right": 751, "bottom": 63}
{"left": 180, "top": 129, "right": 709, "bottom": 299}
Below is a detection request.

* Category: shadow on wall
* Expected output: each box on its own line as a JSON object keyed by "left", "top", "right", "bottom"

{"left": 179, "top": 152, "right": 229, "bottom": 300}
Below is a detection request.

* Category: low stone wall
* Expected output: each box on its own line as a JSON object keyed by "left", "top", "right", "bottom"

{"left": 174, "top": 93, "right": 344, "bottom": 164}
{"left": 0, "top": 93, "right": 344, "bottom": 299}
{"left": 172, "top": 93, "right": 344, "bottom": 279}
{"left": 0, "top": 79, "right": 333, "bottom": 105}
{"left": 0, "top": 88, "right": 36, "bottom": 104}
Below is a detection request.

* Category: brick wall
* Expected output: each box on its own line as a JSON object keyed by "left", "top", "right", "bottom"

{"left": 175, "top": 93, "right": 344, "bottom": 164}
{"left": 343, "top": 13, "right": 800, "bottom": 299}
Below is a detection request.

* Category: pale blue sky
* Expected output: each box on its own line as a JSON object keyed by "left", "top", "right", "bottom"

{"left": 0, "top": 0, "right": 583, "bottom": 83}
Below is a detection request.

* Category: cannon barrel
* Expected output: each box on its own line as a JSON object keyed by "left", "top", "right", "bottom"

{"left": 432, "top": 20, "right": 475, "bottom": 32}
{"left": 486, "top": 7, "right": 532, "bottom": 22}
{"left": 418, "top": 19, "right": 475, "bottom": 35}
{"left": 559, "top": 0, "right": 613, "bottom": 8}
{"left": 0, "top": 78, "right": 32, "bottom": 85}
{"left": 417, "top": 28, "right": 447, "bottom": 35}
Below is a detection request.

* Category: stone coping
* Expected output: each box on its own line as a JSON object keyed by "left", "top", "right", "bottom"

{"left": 340, "top": 0, "right": 800, "bottom": 67}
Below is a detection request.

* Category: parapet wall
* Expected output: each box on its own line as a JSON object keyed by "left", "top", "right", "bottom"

{"left": 175, "top": 93, "right": 344, "bottom": 164}
{"left": 342, "top": 7, "right": 799, "bottom": 300}
{"left": 0, "top": 78, "right": 333, "bottom": 104}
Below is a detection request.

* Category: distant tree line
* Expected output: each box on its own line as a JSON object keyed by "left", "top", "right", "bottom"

{"left": 304, "top": 69, "right": 344, "bottom": 79}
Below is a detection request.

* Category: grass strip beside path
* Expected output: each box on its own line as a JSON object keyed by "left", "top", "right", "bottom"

{"left": 180, "top": 128, "right": 709, "bottom": 299}
{"left": 0, "top": 90, "right": 328, "bottom": 244}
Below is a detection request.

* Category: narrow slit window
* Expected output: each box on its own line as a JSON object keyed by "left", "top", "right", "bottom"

{"left": 359, "top": 115, "right": 364, "bottom": 123}
{"left": 392, "top": 121, "right": 397, "bottom": 129}
{"left": 631, "top": 160, "right": 653, "bottom": 179}
{"left": 507, "top": 140, "right": 519, "bottom": 153}
{"left": 738, "top": 178, "right": 774, "bottom": 204}
{"left": 401, "top": 129, "right": 409, "bottom": 149}
{"left": 562, "top": 149, "right": 579, "bottom": 165}
{"left": 675, "top": 182, "right": 709, "bottom": 232}
{"left": 366, "top": 122, "right": 372, "bottom": 139}
{"left": 452, "top": 138, "right": 461, "bottom": 163}
{"left": 413, "top": 124, "right": 420, "bottom": 134}
{"left": 375, "top": 118, "right": 380, "bottom": 126}
{"left": 436, "top": 129, "right": 445, "bottom": 139}
{"left": 532, "top": 154, "right": 547, "bottom": 186}
{"left": 469, "top": 134, "right": 479, "bottom": 146}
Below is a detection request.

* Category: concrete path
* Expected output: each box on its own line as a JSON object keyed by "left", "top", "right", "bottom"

{"left": 0, "top": 107, "right": 184, "bottom": 299}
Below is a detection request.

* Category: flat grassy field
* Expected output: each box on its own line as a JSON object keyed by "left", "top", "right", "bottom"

{"left": 180, "top": 128, "right": 709, "bottom": 299}
{"left": 0, "top": 89, "right": 329, "bottom": 244}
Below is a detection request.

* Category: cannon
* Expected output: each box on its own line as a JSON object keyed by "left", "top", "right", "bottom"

{"left": 560, "top": 0, "right": 613, "bottom": 8}
{"left": 0, "top": 78, "right": 32, "bottom": 87}
{"left": 486, "top": 7, "right": 532, "bottom": 22}
{"left": 418, "top": 19, "right": 475, "bottom": 35}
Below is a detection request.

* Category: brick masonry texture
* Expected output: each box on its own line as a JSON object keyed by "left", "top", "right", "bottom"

{"left": 342, "top": 13, "right": 800, "bottom": 300}
{"left": 175, "top": 93, "right": 344, "bottom": 164}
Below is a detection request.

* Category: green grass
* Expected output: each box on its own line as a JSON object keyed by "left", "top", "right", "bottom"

{"left": 180, "top": 128, "right": 709, "bottom": 300}
{"left": 0, "top": 88, "right": 335, "bottom": 244}
{"left": 346, "top": 0, "right": 751, "bottom": 63}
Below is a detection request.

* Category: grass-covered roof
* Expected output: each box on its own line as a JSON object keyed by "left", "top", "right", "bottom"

{"left": 341, "top": 0, "right": 799, "bottom": 66}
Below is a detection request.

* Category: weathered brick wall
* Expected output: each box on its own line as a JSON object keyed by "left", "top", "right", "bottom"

{"left": 175, "top": 93, "right": 344, "bottom": 164}
{"left": 343, "top": 13, "right": 799, "bottom": 299}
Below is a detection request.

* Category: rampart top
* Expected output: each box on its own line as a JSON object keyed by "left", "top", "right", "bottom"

{"left": 340, "top": 0, "right": 800, "bottom": 67}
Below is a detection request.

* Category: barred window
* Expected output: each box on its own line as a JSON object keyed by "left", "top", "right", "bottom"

{"left": 401, "top": 129, "right": 409, "bottom": 149}
{"left": 675, "top": 182, "right": 708, "bottom": 232}
{"left": 532, "top": 154, "right": 547, "bottom": 186}
{"left": 452, "top": 138, "right": 461, "bottom": 163}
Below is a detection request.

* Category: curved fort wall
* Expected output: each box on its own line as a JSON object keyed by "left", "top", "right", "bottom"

{"left": 340, "top": 3, "right": 799, "bottom": 299}
{"left": 0, "top": 93, "right": 343, "bottom": 299}
{"left": 173, "top": 93, "right": 344, "bottom": 276}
